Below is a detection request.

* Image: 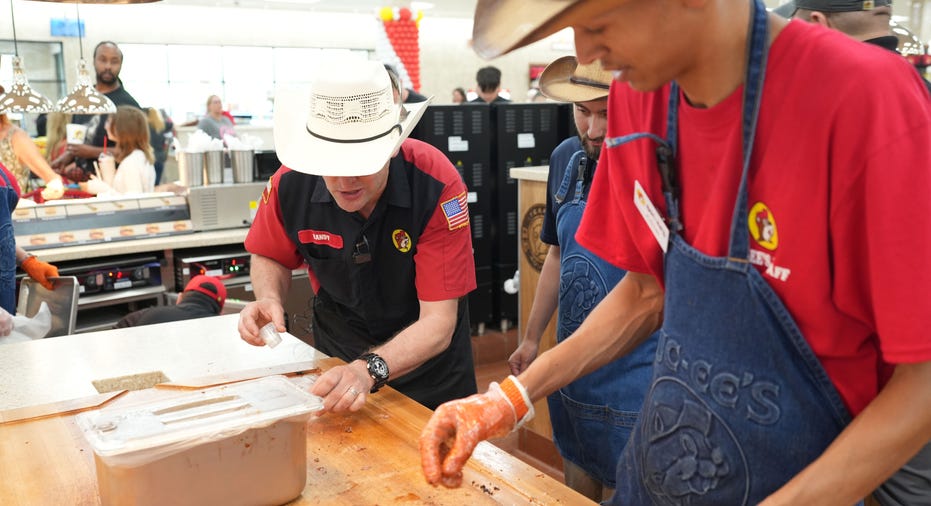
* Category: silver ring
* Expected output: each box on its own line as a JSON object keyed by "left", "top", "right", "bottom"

{"left": 348, "top": 386, "right": 360, "bottom": 397}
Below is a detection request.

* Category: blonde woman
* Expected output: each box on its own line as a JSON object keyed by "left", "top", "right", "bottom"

{"left": 0, "top": 86, "right": 64, "bottom": 200}
{"left": 44, "top": 111, "right": 71, "bottom": 167}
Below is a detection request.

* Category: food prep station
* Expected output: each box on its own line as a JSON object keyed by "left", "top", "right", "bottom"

{"left": 0, "top": 315, "right": 590, "bottom": 505}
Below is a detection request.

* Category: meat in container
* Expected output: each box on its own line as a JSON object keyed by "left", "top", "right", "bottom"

{"left": 76, "top": 375, "right": 324, "bottom": 506}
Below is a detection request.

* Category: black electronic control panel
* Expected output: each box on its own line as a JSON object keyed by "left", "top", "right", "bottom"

{"left": 174, "top": 249, "right": 252, "bottom": 288}
{"left": 54, "top": 255, "right": 163, "bottom": 296}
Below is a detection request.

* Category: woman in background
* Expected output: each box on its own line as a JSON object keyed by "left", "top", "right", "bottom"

{"left": 44, "top": 111, "right": 71, "bottom": 167}
{"left": 146, "top": 107, "right": 173, "bottom": 185}
{"left": 452, "top": 87, "right": 467, "bottom": 104}
{"left": 0, "top": 86, "right": 64, "bottom": 200}
{"left": 196, "top": 95, "right": 236, "bottom": 141}
{"left": 83, "top": 106, "right": 155, "bottom": 196}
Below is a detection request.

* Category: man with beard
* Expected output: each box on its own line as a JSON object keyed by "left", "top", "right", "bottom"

{"left": 51, "top": 41, "right": 141, "bottom": 181}
{"left": 506, "top": 55, "right": 656, "bottom": 503}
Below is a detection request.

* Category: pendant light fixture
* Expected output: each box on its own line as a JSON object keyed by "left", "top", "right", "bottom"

{"left": 56, "top": 1, "right": 116, "bottom": 114}
{"left": 0, "top": 0, "right": 55, "bottom": 113}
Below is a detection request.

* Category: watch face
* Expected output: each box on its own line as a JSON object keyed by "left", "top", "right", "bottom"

{"left": 369, "top": 356, "right": 389, "bottom": 379}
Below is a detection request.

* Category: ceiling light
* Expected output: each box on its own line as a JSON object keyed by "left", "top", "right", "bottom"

{"left": 0, "top": 57, "right": 55, "bottom": 113}
{"left": 56, "top": 2, "right": 116, "bottom": 114}
{"left": 0, "top": 0, "right": 55, "bottom": 113}
{"left": 57, "top": 59, "right": 117, "bottom": 114}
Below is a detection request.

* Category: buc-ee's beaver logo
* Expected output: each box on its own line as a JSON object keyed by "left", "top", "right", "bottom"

{"left": 748, "top": 202, "right": 778, "bottom": 251}
{"left": 521, "top": 204, "right": 548, "bottom": 272}
{"left": 392, "top": 229, "right": 412, "bottom": 253}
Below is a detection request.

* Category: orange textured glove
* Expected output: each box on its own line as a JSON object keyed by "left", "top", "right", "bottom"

{"left": 21, "top": 256, "right": 58, "bottom": 290}
{"left": 419, "top": 376, "right": 534, "bottom": 488}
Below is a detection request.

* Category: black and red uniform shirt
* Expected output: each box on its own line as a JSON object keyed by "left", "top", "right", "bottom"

{"left": 246, "top": 138, "right": 477, "bottom": 408}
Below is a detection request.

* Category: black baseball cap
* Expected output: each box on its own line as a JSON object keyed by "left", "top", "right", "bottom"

{"left": 774, "top": 0, "right": 892, "bottom": 17}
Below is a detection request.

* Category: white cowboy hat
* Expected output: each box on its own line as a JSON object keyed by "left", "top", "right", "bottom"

{"left": 273, "top": 60, "right": 432, "bottom": 177}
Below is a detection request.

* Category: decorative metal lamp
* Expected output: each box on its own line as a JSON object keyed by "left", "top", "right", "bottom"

{"left": 55, "top": 2, "right": 117, "bottom": 114}
{"left": 57, "top": 59, "right": 117, "bottom": 114}
{"left": 0, "top": 0, "right": 55, "bottom": 113}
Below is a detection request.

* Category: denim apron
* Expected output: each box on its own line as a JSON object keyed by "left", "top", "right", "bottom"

{"left": 0, "top": 168, "right": 20, "bottom": 314}
{"left": 607, "top": 1, "right": 853, "bottom": 504}
{"left": 548, "top": 149, "right": 657, "bottom": 487}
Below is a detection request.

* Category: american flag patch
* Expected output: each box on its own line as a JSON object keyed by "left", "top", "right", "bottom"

{"left": 441, "top": 192, "right": 470, "bottom": 230}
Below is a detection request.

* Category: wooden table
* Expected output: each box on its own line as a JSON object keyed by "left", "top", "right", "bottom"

{"left": 0, "top": 318, "right": 592, "bottom": 505}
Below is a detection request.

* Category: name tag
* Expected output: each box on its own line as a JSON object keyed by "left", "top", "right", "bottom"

{"left": 633, "top": 180, "right": 669, "bottom": 253}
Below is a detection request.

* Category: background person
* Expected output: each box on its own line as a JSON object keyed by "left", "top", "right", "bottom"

{"left": 82, "top": 106, "right": 155, "bottom": 196}
{"left": 384, "top": 64, "right": 428, "bottom": 103}
{"left": 776, "top": 0, "right": 931, "bottom": 95}
{"left": 115, "top": 275, "right": 225, "bottom": 328}
{"left": 0, "top": 162, "right": 58, "bottom": 319}
{"left": 146, "top": 107, "right": 173, "bottom": 185}
{"left": 51, "top": 41, "right": 141, "bottom": 182}
{"left": 420, "top": 1, "right": 931, "bottom": 505}
{"left": 470, "top": 65, "right": 510, "bottom": 103}
{"left": 196, "top": 95, "right": 237, "bottom": 140}
{"left": 0, "top": 86, "right": 64, "bottom": 200}
{"left": 506, "top": 55, "right": 656, "bottom": 502}
{"left": 44, "top": 111, "right": 71, "bottom": 168}
{"left": 451, "top": 87, "right": 467, "bottom": 104}
{"left": 238, "top": 60, "right": 477, "bottom": 414}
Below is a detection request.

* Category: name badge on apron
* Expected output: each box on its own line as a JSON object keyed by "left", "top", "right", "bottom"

{"left": 633, "top": 180, "right": 669, "bottom": 253}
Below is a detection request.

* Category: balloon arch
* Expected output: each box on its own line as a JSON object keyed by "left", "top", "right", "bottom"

{"left": 376, "top": 6, "right": 423, "bottom": 92}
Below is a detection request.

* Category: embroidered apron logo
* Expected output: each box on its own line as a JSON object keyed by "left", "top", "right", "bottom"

{"left": 392, "top": 229, "right": 412, "bottom": 253}
{"left": 639, "top": 337, "right": 783, "bottom": 505}
{"left": 521, "top": 203, "right": 548, "bottom": 272}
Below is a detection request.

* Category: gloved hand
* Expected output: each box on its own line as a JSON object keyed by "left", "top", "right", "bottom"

{"left": 0, "top": 307, "right": 12, "bottom": 336}
{"left": 420, "top": 376, "right": 534, "bottom": 488}
{"left": 21, "top": 256, "right": 59, "bottom": 290}
{"left": 40, "top": 177, "right": 65, "bottom": 200}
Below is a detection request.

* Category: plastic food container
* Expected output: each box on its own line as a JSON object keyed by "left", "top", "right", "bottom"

{"left": 76, "top": 376, "right": 323, "bottom": 506}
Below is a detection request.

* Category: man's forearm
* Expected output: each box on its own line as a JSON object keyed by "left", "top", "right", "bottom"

{"left": 519, "top": 271, "right": 664, "bottom": 400}
{"left": 249, "top": 254, "right": 293, "bottom": 302}
{"left": 368, "top": 298, "right": 459, "bottom": 379}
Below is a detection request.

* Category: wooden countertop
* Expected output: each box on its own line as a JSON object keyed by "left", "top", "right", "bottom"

{"left": 0, "top": 316, "right": 593, "bottom": 505}
{"left": 509, "top": 166, "right": 549, "bottom": 183}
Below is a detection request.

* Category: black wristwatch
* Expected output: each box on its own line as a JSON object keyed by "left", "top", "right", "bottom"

{"left": 359, "top": 352, "right": 389, "bottom": 393}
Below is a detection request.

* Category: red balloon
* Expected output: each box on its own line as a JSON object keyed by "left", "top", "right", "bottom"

{"left": 399, "top": 7, "right": 412, "bottom": 21}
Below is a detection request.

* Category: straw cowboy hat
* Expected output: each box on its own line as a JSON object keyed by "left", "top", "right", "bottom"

{"left": 273, "top": 60, "right": 431, "bottom": 177}
{"left": 472, "top": 0, "right": 591, "bottom": 59}
{"left": 539, "top": 56, "right": 612, "bottom": 103}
